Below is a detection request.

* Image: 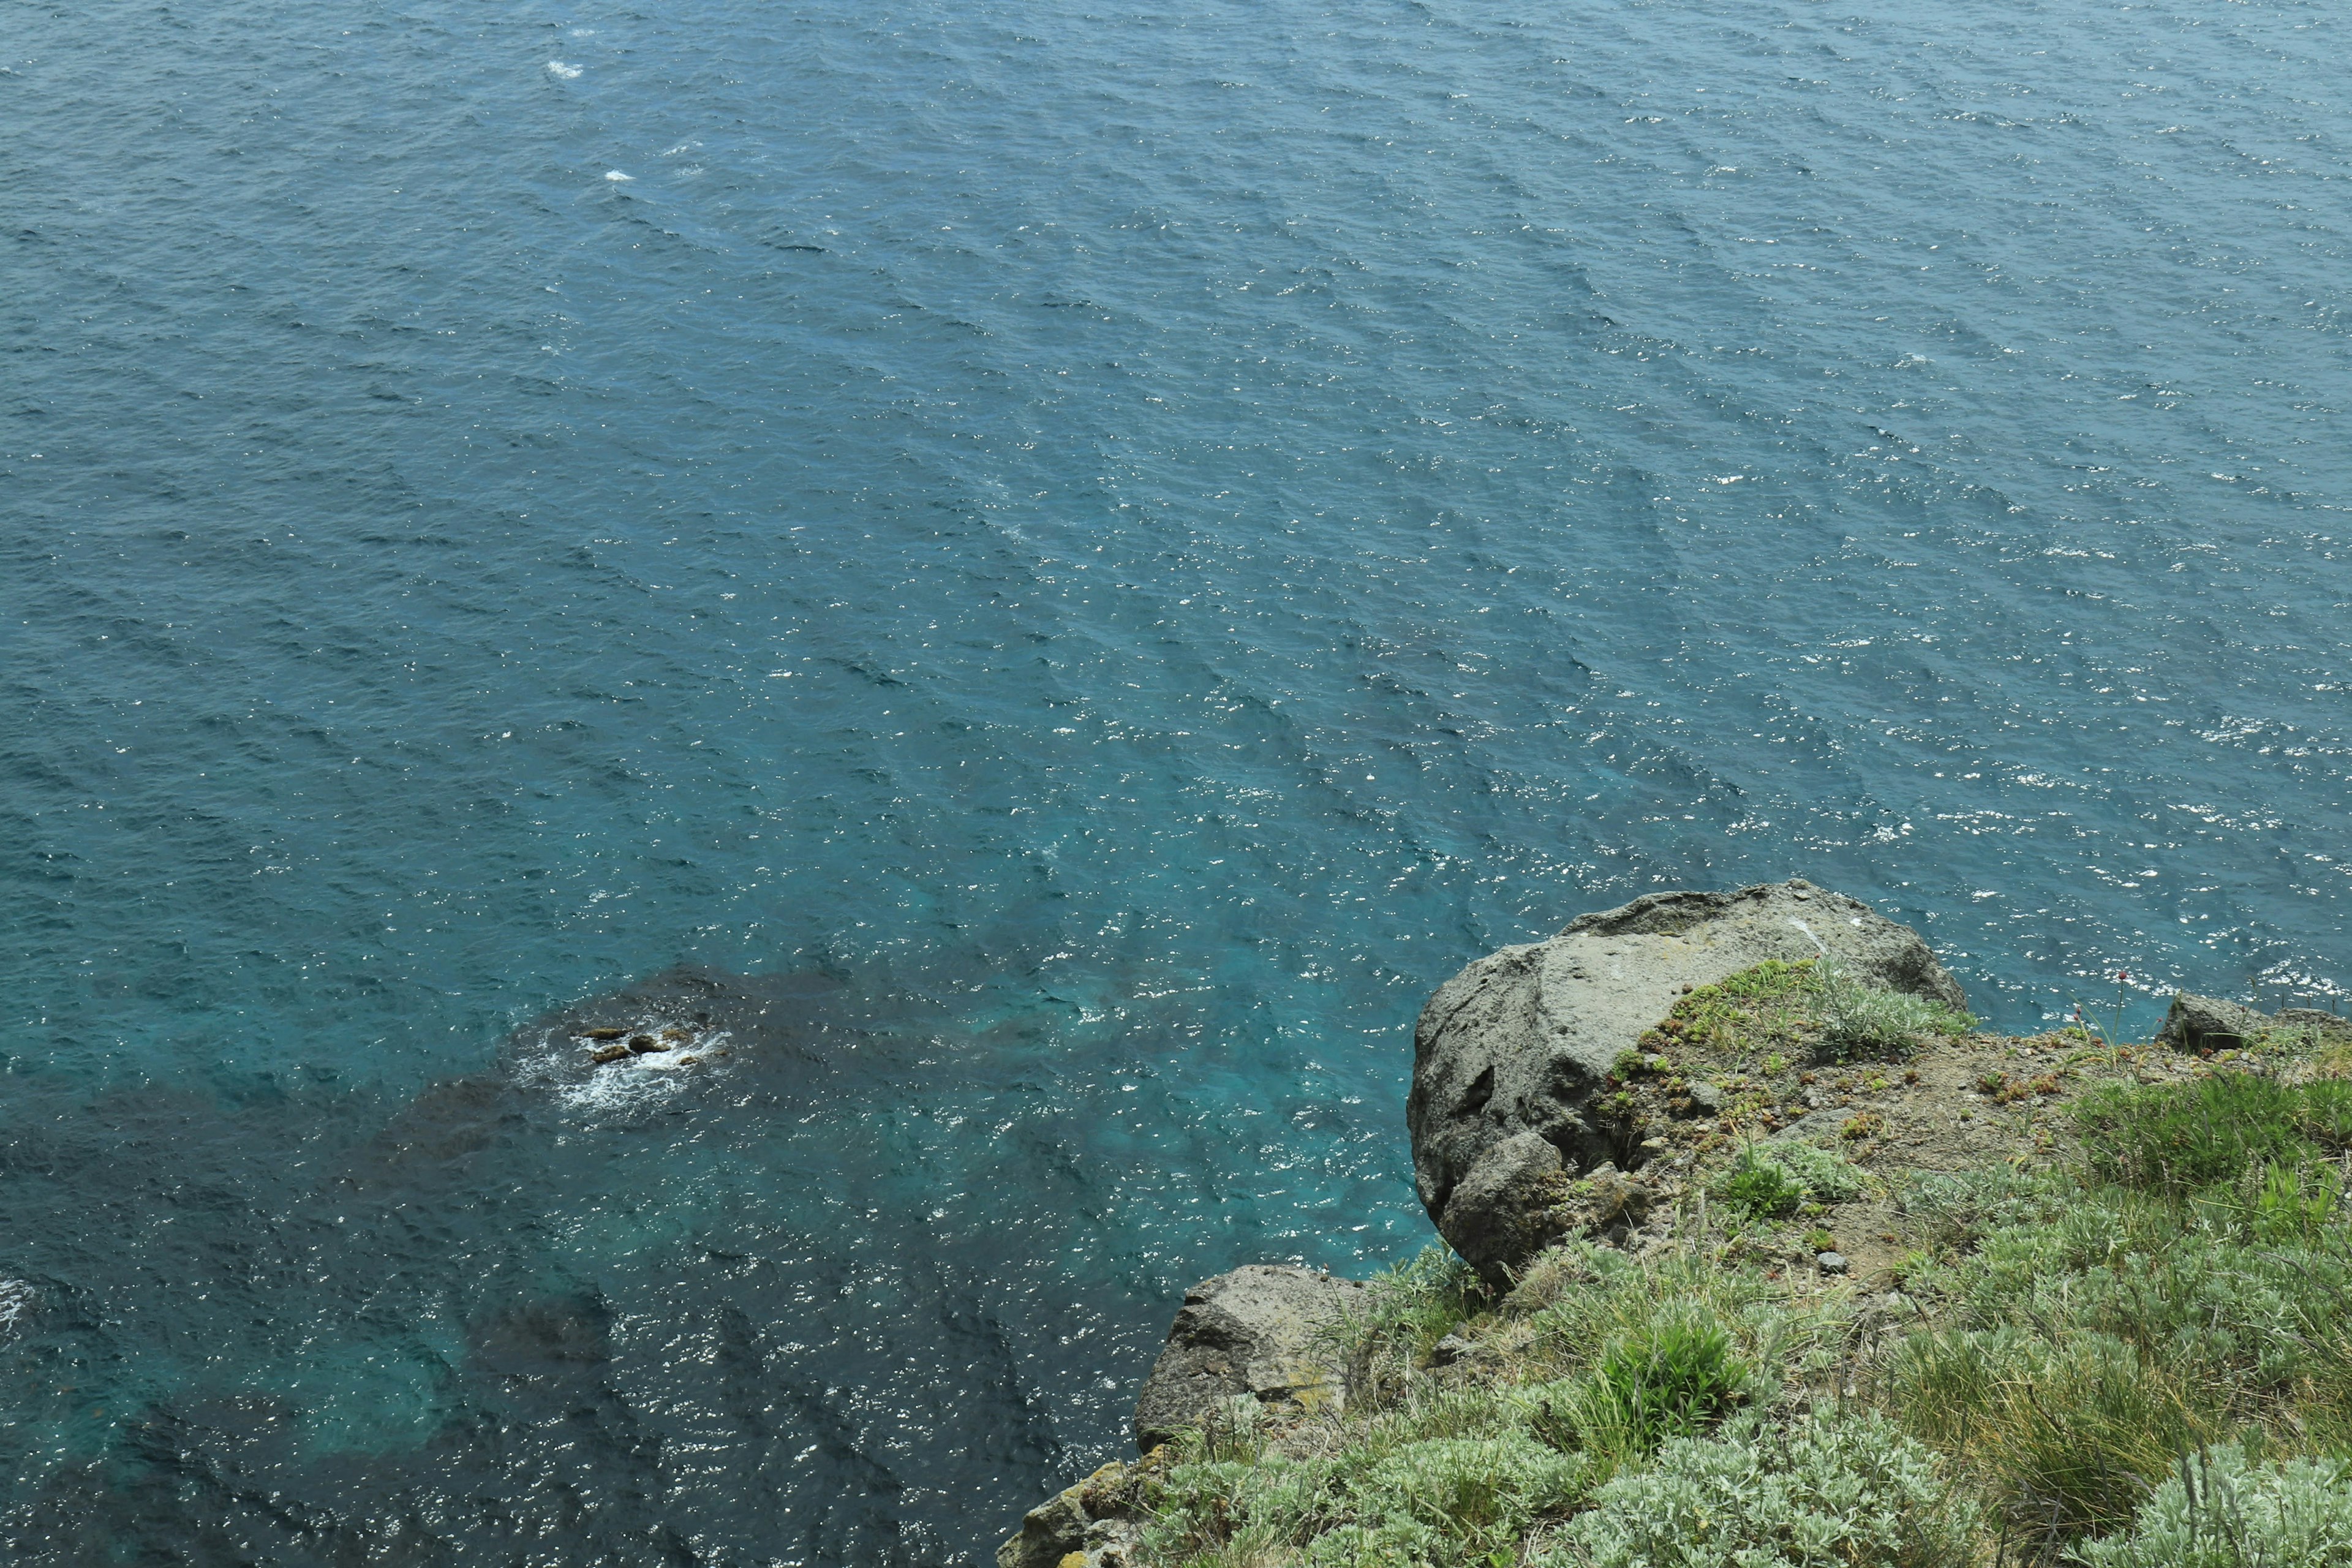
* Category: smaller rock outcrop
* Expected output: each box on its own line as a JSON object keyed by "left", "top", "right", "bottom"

{"left": 995, "top": 1459, "right": 1155, "bottom": 1568}
{"left": 1129, "top": 1265, "right": 1366, "bottom": 1453}
{"left": 2157, "top": 994, "right": 2351, "bottom": 1054}
{"left": 997, "top": 1481, "right": 1088, "bottom": 1568}
{"left": 993, "top": 1266, "right": 1363, "bottom": 1565}
{"left": 2157, "top": 993, "right": 2275, "bottom": 1053}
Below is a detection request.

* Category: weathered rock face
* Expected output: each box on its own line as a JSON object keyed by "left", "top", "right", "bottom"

{"left": 995, "top": 1460, "right": 1152, "bottom": 1568}
{"left": 997, "top": 1265, "right": 1366, "bottom": 1562}
{"left": 1129, "top": 1264, "right": 1366, "bottom": 1452}
{"left": 1407, "top": 880, "right": 1964, "bottom": 1281}
{"left": 996, "top": 1482, "right": 1088, "bottom": 1568}
{"left": 2155, "top": 993, "right": 2272, "bottom": 1053}
{"left": 2157, "top": 994, "right": 2352, "bottom": 1053}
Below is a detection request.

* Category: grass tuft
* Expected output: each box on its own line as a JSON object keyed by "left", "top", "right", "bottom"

{"left": 1814, "top": 960, "right": 1975, "bottom": 1063}
{"left": 2073, "top": 1444, "right": 2352, "bottom": 1567}
{"left": 1336, "top": 1245, "right": 1489, "bottom": 1404}
{"left": 1583, "top": 1315, "right": 1747, "bottom": 1455}
{"left": 2075, "top": 1072, "right": 2352, "bottom": 1194}
{"left": 1711, "top": 1140, "right": 1868, "bottom": 1221}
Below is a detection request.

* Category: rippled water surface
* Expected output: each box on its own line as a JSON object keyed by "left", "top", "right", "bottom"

{"left": 4, "top": 0, "right": 2348, "bottom": 1561}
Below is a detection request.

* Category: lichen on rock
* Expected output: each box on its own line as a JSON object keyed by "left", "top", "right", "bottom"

{"left": 994, "top": 1444, "right": 1176, "bottom": 1566}
{"left": 1129, "top": 1264, "right": 1366, "bottom": 1452}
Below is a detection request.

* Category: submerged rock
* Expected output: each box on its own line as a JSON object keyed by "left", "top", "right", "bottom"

{"left": 1129, "top": 1264, "right": 1367, "bottom": 1452}
{"left": 1407, "top": 880, "right": 1962, "bottom": 1281}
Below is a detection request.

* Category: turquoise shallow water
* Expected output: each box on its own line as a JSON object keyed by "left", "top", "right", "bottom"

{"left": 2, "top": 0, "right": 2348, "bottom": 1561}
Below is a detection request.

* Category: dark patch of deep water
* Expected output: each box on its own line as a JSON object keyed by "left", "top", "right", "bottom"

{"left": 2, "top": 0, "right": 2348, "bottom": 1561}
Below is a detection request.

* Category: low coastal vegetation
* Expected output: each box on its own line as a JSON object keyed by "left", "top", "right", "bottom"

{"left": 1108, "top": 966, "right": 2352, "bottom": 1567}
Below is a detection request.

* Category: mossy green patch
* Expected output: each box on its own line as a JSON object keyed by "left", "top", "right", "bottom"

{"left": 1649, "top": 957, "right": 1970, "bottom": 1071}
{"left": 1651, "top": 959, "right": 1823, "bottom": 1062}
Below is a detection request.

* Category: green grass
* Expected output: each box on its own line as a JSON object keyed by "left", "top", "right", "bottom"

{"left": 1651, "top": 959, "right": 1822, "bottom": 1061}
{"left": 1138, "top": 1244, "right": 1860, "bottom": 1566}
{"left": 1885, "top": 1071, "right": 2352, "bottom": 1551}
{"left": 1637, "top": 960, "right": 1975, "bottom": 1153}
{"left": 1649, "top": 957, "right": 1973, "bottom": 1069}
{"left": 2074, "top": 1073, "right": 2352, "bottom": 1193}
{"left": 1716, "top": 1152, "right": 1804, "bottom": 1219}
{"left": 1332, "top": 1246, "right": 1491, "bottom": 1410}
{"left": 1814, "top": 960, "right": 1975, "bottom": 1063}
{"left": 1125, "top": 1059, "right": 2352, "bottom": 1568}
{"left": 1711, "top": 1139, "right": 1869, "bottom": 1221}
{"left": 1582, "top": 1316, "right": 1745, "bottom": 1453}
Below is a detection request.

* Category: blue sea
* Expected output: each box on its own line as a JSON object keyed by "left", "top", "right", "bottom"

{"left": 3, "top": 0, "right": 2346, "bottom": 1561}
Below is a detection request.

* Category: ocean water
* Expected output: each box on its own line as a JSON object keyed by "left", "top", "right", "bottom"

{"left": 2, "top": 0, "right": 2347, "bottom": 1560}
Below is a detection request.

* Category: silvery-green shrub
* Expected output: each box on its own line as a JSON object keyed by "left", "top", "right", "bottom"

{"left": 2071, "top": 1444, "right": 2352, "bottom": 1567}
{"left": 1555, "top": 1407, "right": 1973, "bottom": 1568}
{"left": 1815, "top": 962, "right": 1971, "bottom": 1062}
{"left": 1297, "top": 1518, "right": 1438, "bottom": 1567}
{"left": 1346, "top": 1434, "right": 1588, "bottom": 1553}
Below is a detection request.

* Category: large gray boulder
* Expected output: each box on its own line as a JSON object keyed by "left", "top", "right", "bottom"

{"left": 1407, "top": 880, "right": 1963, "bottom": 1280}
{"left": 1130, "top": 1265, "right": 1366, "bottom": 1452}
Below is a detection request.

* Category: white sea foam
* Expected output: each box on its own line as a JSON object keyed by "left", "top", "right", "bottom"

{"left": 0, "top": 1278, "right": 32, "bottom": 1333}
{"left": 603, "top": 170, "right": 633, "bottom": 183}
{"left": 546, "top": 61, "right": 582, "bottom": 80}
{"left": 510, "top": 1022, "right": 733, "bottom": 1118}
